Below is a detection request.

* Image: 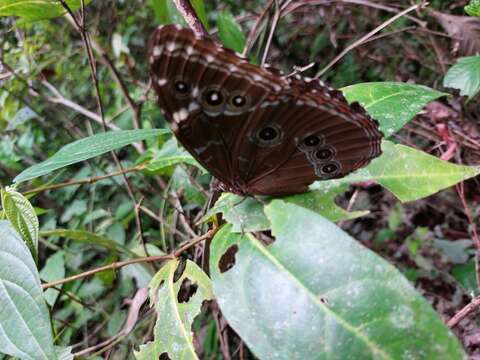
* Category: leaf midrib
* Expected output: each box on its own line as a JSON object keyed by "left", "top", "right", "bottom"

{"left": 247, "top": 233, "right": 392, "bottom": 360}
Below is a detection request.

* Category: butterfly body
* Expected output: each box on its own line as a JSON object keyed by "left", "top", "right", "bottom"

{"left": 149, "top": 25, "right": 383, "bottom": 196}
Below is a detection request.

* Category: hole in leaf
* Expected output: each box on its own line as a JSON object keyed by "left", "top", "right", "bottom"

{"left": 160, "top": 352, "right": 171, "bottom": 360}
{"left": 177, "top": 277, "right": 198, "bottom": 303}
{"left": 219, "top": 244, "right": 239, "bottom": 273}
{"left": 173, "top": 258, "right": 187, "bottom": 283}
{"left": 257, "top": 231, "right": 276, "bottom": 246}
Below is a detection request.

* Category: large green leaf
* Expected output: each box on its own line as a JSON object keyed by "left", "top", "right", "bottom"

{"left": 210, "top": 202, "right": 465, "bottom": 359}
{"left": 0, "top": 0, "right": 91, "bottom": 21}
{"left": 443, "top": 56, "right": 480, "bottom": 100}
{"left": 135, "top": 259, "right": 213, "bottom": 360}
{"left": 312, "top": 140, "right": 480, "bottom": 202}
{"left": 0, "top": 221, "right": 57, "bottom": 360}
{"left": 1, "top": 187, "right": 39, "bottom": 260}
{"left": 217, "top": 11, "right": 246, "bottom": 53}
{"left": 341, "top": 82, "right": 447, "bottom": 137}
{"left": 14, "top": 129, "right": 169, "bottom": 183}
{"left": 205, "top": 184, "right": 367, "bottom": 232}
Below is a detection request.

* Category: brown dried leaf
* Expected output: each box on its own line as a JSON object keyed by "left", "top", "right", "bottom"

{"left": 430, "top": 10, "right": 480, "bottom": 56}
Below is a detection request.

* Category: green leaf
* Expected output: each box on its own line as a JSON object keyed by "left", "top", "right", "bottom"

{"left": 40, "top": 251, "right": 66, "bottom": 306}
{"left": 14, "top": 129, "right": 169, "bottom": 183}
{"left": 465, "top": 0, "right": 480, "bottom": 17}
{"left": 122, "top": 244, "right": 165, "bottom": 288}
{"left": 0, "top": 221, "right": 57, "bottom": 360}
{"left": 341, "top": 82, "right": 447, "bottom": 137}
{"left": 0, "top": 0, "right": 91, "bottom": 21}
{"left": 55, "top": 346, "right": 73, "bottom": 360}
{"left": 217, "top": 11, "right": 246, "bottom": 53}
{"left": 205, "top": 184, "right": 367, "bottom": 232}
{"left": 135, "top": 259, "right": 213, "bottom": 360}
{"left": 40, "top": 229, "right": 132, "bottom": 255}
{"left": 443, "top": 56, "right": 480, "bottom": 100}
{"left": 145, "top": 137, "right": 203, "bottom": 173}
{"left": 433, "top": 239, "right": 473, "bottom": 264}
{"left": 148, "top": 0, "right": 208, "bottom": 30}
{"left": 312, "top": 140, "right": 480, "bottom": 202}
{"left": 210, "top": 203, "right": 465, "bottom": 360}
{"left": 452, "top": 261, "right": 477, "bottom": 294}
{"left": 1, "top": 187, "right": 39, "bottom": 260}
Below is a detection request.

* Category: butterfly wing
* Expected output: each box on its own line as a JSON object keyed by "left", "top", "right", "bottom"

{"left": 240, "top": 82, "right": 383, "bottom": 195}
{"left": 149, "top": 25, "right": 382, "bottom": 196}
{"left": 149, "top": 25, "right": 289, "bottom": 192}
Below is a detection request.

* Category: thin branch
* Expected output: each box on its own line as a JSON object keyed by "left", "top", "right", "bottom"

{"left": 59, "top": 0, "right": 148, "bottom": 247}
{"left": 261, "top": 0, "right": 282, "bottom": 66}
{"left": 315, "top": 2, "right": 429, "bottom": 78}
{"left": 172, "top": 0, "right": 207, "bottom": 36}
{"left": 41, "top": 227, "right": 217, "bottom": 290}
{"left": 242, "top": 0, "right": 275, "bottom": 56}
{"left": 22, "top": 164, "right": 145, "bottom": 195}
{"left": 65, "top": 14, "right": 144, "bottom": 142}
{"left": 448, "top": 296, "right": 480, "bottom": 328}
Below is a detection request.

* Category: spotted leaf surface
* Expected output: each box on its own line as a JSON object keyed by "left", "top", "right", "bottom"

{"left": 210, "top": 202, "right": 465, "bottom": 360}
{"left": 342, "top": 82, "right": 447, "bottom": 137}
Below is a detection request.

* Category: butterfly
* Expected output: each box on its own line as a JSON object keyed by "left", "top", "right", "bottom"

{"left": 148, "top": 24, "right": 383, "bottom": 196}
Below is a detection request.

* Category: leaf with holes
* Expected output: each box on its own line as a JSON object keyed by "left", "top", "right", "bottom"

{"left": 341, "top": 82, "right": 447, "bottom": 137}
{"left": 1, "top": 187, "right": 39, "bottom": 260}
{"left": 0, "top": 221, "right": 57, "bottom": 360}
{"left": 217, "top": 11, "right": 246, "bottom": 53}
{"left": 0, "top": 0, "right": 92, "bottom": 21}
{"left": 210, "top": 202, "right": 465, "bottom": 359}
{"left": 444, "top": 56, "right": 480, "bottom": 100}
{"left": 311, "top": 140, "right": 480, "bottom": 202}
{"left": 204, "top": 184, "right": 367, "bottom": 232}
{"left": 14, "top": 129, "right": 169, "bottom": 183}
{"left": 134, "top": 259, "right": 213, "bottom": 360}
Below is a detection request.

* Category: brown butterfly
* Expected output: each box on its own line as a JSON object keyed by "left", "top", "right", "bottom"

{"left": 148, "top": 24, "right": 383, "bottom": 196}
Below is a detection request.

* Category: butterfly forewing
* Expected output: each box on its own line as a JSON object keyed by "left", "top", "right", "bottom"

{"left": 149, "top": 25, "right": 383, "bottom": 196}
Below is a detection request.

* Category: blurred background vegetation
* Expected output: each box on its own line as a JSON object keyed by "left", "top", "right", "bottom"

{"left": 1, "top": 0, "right": 479, "bottom": 358}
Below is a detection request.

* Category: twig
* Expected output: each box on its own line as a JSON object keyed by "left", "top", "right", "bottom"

{"left": 172, "top": 0, "right": 207, "bottom": 36}
{"left": 64, "top": 14, "right": 144, "bottom": 143}
{"left": 242, "top": 0, "right": 276, "bottom": 56}
{"left": 447, "top": 296, "right": 480, "bottom": 328}
{"left": 59, "top": 0, "right": 148, "bottom": 247}
{"left": 42, "top": 227, "right": 217, "bottom": 290}
{"left": 281, "top": 0, "right": 426, "bottom": 27}
{"left": 22, "top": 164, "right": 145, "bottom": 195}
{"left": 315, "top": 2, "right": 429, "bottom": 78}
{"left": 261, "top": 0, "right": 282, "bottom": 66}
